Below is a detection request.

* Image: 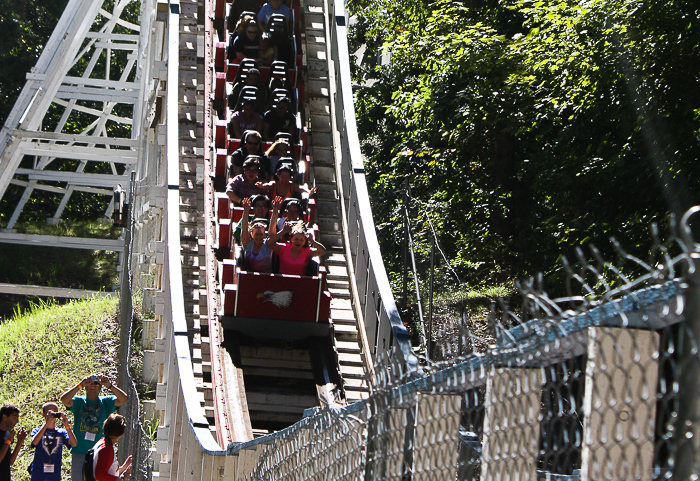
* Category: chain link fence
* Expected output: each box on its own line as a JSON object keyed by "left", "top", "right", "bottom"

{"left": 116, "top": 172, "right": 153, "bottom": 481}
{"left": 232, "top": 207, "right": 700, "bottom": 480}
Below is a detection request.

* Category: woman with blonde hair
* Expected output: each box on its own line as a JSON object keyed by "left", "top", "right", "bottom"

{"left": 265, "top": 139, "right": 291, "bottom": 175}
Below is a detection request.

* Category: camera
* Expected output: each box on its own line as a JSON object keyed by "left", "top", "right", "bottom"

{"left": 90, "top": 375, "right": 100, "bottom": 383}
{"left": 51, "top": 412, "right": 63, "bottom": 419}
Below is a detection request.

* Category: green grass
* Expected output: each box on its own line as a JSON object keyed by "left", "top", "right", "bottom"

{"left": 0, "top": 296, "right": 120, "bottom": 481}
{"left": 421, "top": 284, "right": 514, "bottom": 362}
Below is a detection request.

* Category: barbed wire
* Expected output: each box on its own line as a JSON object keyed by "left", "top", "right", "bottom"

{"left": 242, "top": 207, "right": 700, "bottom": 480}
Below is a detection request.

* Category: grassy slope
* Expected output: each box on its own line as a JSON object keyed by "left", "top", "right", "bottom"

{"left": 0, "top": 296, "right": 120, "bottom": 481}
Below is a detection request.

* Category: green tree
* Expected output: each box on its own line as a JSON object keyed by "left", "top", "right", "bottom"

{"left": 349, "top": 0, "right": 700, "bottom": 291}
{"left": 0, "top": 0, "right": 70, "bottom": 124}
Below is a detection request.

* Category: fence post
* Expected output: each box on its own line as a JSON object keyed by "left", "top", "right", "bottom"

{"left": 673, "top": 250, "right": 700, "bottom": 479}
{"left": 402, "top": 179, "right": 409, "bottom": 312}
{"left": 117, "top": 170, "right": 136, "bottom": 390}
{"left": 480, "top": 366, "right": 544, "bottom": 480}
{"left": 427, "top": 237, "right": 434, "bottom": 361}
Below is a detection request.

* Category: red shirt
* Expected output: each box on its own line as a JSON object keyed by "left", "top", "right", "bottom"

{"left": 93, "top": 438, "right": 119, "bottom": 481}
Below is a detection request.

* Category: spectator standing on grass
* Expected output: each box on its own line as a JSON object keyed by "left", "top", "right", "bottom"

{"left": 0, "top": 404, "right": 27, "bottom": 481}
{"left": 91, "top": 414, "right": 132, "bottom": 481}
{"left": 60, "top": 374, "right": 128, "bottom": 481}
{"left": 29, "top": 403, "right": 77, "bottom": 481}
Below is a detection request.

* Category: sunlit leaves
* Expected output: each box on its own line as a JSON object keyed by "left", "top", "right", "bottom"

{"left": 349, "top": 0, "right": 700, "bottom": 290}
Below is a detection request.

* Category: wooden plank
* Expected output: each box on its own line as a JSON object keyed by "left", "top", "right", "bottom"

{"left": 242, "top": 366, "right": 315, "bottom": 380}
{"left": 481, "top": 367, "right": 544, "bottom": 480}
{"left": 580, "top": 327, "right": 659, "bottom": 480}
{"left": 246, "top": 392, "right": 318, "bottom": 409}
{"left": 178, "top": 425, "right": 203, "bottom": 481}
{"left": 412, "top": 394, "right": 461, "bottom": 480}
{"left": 239, "top": 345, "right": 312, "bottom": 362}
{"left": 0, "top": 283, "right": 114, "bottom": 298}
{"left": 0, "top": 232, "right": 124, "bottom": 251}
{"left": 236, "top": 444, "right": 266, "bottom": 480}
{"left": 11, "top": 129, "right": 139, "bottom": 146}
{"left": 18, "top": 141, "right": 138, "bottom": 161}
{"left": 26, "top": 72, "right": 138, "bottom": 90}
{"left": 84, "top": 32, "right": 139, "bottom": 42}
{"left": 10, "top": 178, "right": 113, "bottom": 195}
{"left": 221, "top": 351, "right": 253, "bottom": 442}
{"left": 14, "top": 168, "right": 131, "bottom": 186}
{"left": 337, "top": 352, "right": 363, "bottom": 365}
{"left": 240, "top": 357, "right": 313, "bottom": 370}
{"left": 56, "top": 85, "right": 139, "bottom": 102}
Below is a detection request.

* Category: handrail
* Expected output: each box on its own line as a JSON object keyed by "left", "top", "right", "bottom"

{"left": 163, "top": 0, "right": 227, "bottom": 457}
{"left": 326, "top": 0, "right": 418, "bottom": 373}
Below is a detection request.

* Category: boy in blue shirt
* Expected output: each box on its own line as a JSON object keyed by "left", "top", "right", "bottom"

{"left": 30, "top": 403, "right": 77, "bottom": 481}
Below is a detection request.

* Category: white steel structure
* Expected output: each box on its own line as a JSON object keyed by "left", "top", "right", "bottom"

{"left": 0, "top": 0, "right": 152, "bottom": 237}
{"left": 0, "top": 0, "right": 164, "bottom": 297}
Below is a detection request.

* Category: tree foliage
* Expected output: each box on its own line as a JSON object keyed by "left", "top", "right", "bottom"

{"left": 349, "top": 0, "right": 700, "bottom": 290}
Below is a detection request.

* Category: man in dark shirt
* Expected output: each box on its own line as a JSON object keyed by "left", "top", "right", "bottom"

{"left": 230, "top": 131, "right": 271, "bottom": 179}
{"left": 0, "top": 404, "right": 26, "bottom": 481}
{"left": 263, "top": 97, "right": 297, "bottom": 142}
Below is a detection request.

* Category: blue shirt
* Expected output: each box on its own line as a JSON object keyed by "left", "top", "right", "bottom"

{"left": 257, "top": 2, "right": 292, "bottom": 27}
{"left": 30, "top": 427, "right": 70, "bottom": 481}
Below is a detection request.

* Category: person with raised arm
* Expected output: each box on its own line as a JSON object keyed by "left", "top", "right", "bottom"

{"left": 266, "top": 220, "right": 326, "bottom": 276}
{"left": 60, "top": 374, "right": 127, "bottom": 481}
{"left": 232, "top": 193, "right": 273, "bottom": 244}
{"left": 240, "top": 197, "right": 276, "bottom": 273}
{"left": 0, "top": 404, "right": 27, "bottom": 481}
{"left": 91, "top": 414, "right": 132, "bottom": 481}
{"left": 29, "top": 402, "right": 77, "bottom": 481}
